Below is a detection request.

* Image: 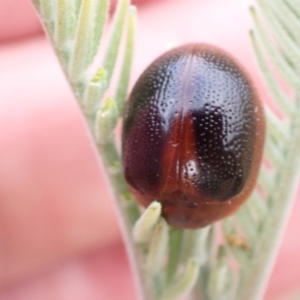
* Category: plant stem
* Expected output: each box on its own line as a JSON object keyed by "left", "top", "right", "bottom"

{"left": 238, "top": 99, "right": 300, "bottom": 300}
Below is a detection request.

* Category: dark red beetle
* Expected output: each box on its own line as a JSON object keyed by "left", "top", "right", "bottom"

{"left": 122, "top": 44, "right": 265, "bottom": 229}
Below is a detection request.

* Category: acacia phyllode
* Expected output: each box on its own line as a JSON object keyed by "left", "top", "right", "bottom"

{"left": 122, "top": 43, "right": 265, "bottom": 229}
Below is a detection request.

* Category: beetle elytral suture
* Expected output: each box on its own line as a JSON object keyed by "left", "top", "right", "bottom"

{"left": 122, "top": 43, "right": 265, "bottom": 229}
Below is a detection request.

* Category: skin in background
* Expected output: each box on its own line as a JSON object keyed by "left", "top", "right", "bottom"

{"left": 0, "top": 0, "right": 299, "bottom": 299}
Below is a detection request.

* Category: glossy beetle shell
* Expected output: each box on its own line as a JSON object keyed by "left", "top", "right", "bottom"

{"left": 122, "top": 44, "right": 265, "bottom": 229}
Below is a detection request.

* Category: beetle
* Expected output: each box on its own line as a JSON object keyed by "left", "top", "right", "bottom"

{"left": 122, "top": 43, "right": 265, "bottom": 229}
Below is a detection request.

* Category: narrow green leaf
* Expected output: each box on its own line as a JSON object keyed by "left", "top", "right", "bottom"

{"left": 264, "top": 0, "right": 300, "bottom": 41}
{"left": 235, "top": 207, "right": 258, "bottom": 243}
{"left": 250, "top": 191, "right": 268, "bottom": 220}
{"left": 256, "top": 0, "right": 300, "bottom": 66}
{"left": 115, "top": 5, "right": 137, "bottom": 112}
{"left": 181, "top": 229, "right": 208, "bottom": 264}
{"left": 208, "top": 247, "right": 235, "bottom": 300}
{"left": 133, "top": 201, "right": 162, "bottom": 244}
{"left": 265, "top": 137, "right": 285, "bottom": 167}
{"left": 160, "top": 258, "right": 200, "bottom": 300}
{"left": 146, "top": 219, "right": 169, "bottom": 275}
{"left": 55, "top": 0, "right": 78, "bottom": 64}
{"left": 258, "top": 166, "right": 275, "bottom": 193}
{"left": 91, "top": 0, "right": 110, "bottom": 59}
{"left": 245, "top": 194, "right": 268, "bottom": 224}
{"left": 284, "top": 0, "right": 300, "bottom": 19}
{"left": 95, "top": 96, "right": 119, "bottom": 145}
{"left": 193, "top": 226, "right": 215, "bottom": 300}
{"left": 166, "top": 228, "right": 183, "bottom": 284}
{"left": 250, "top": 6, "right": 300, "bottom": 89}
{"left": 31, "top": 0, "right": 40, "bottom": 10}
{"left": 84, "top": 68, "right": 107, "bottom": 114}
{"left": 250, "top": 30, "right": 293, "bottom": 116}
{"left": 223, "top": 218, "right": 251, "bottom": 267}
{"left": 265, "top": 107, "right": 290, "bottom": 143}
{"left": 40, "top": 0, "right": 56, "bottom": 34}
{"left": 68, "top": 0, "right": 96, "bottom": 83}
{"left": 102, "top": 0, "right": 130, "bottom": 85}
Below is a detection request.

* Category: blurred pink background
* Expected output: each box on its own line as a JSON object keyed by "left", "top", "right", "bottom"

{"left": 0, "top": 0, "right": 299, "bottom": 299}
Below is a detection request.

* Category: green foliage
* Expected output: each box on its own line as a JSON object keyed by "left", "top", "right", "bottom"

{"left": 31, "top": 1, "right": 300, "bottom": 299}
